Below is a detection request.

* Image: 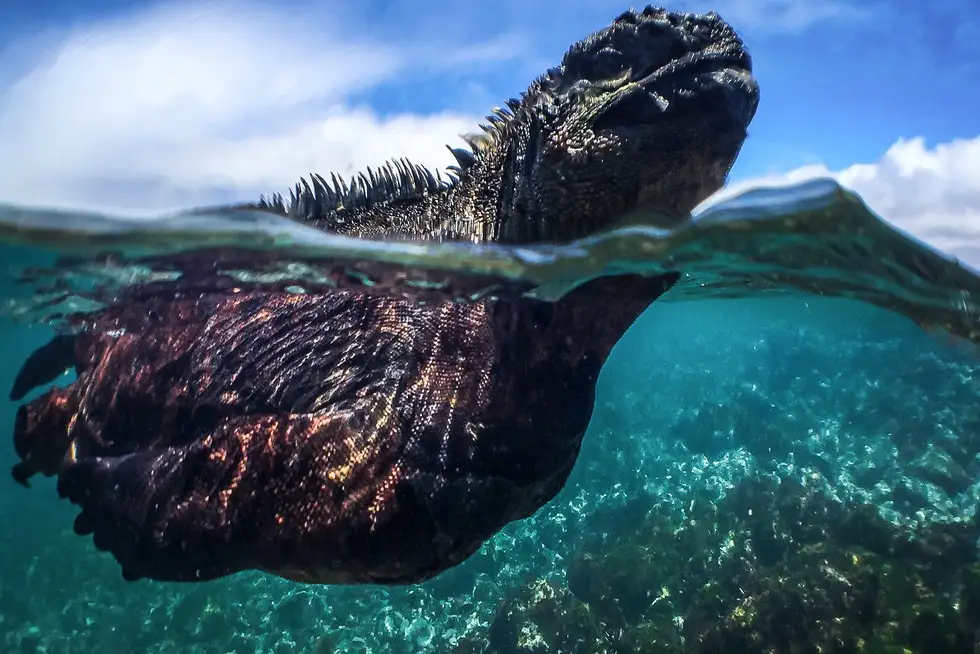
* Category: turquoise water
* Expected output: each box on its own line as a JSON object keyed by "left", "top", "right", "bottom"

{"left": 1, "top": 180, "right": 979, "bottom": 652}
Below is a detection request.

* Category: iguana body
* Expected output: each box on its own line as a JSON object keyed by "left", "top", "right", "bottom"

{"left": 10, "top": 6, "right": 758, "bottom": 584}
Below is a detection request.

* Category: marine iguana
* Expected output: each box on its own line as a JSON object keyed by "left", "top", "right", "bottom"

{"left": 9, "top": 6, "right": 759, "bottom": 584}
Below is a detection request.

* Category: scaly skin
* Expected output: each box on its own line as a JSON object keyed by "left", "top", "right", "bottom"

{"left": 10, "top": 6, "right": 758, "bottom": 585}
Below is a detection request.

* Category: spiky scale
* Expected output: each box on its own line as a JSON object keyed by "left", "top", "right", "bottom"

{"left": 448, "top": 146, "right": 477, "bottom": 171}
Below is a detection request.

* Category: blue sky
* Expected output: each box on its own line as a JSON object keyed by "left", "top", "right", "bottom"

{"left": 0, "top": 0, "right": 978, "bottom": 262}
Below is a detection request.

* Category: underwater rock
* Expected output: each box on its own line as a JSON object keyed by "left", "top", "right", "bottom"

{"left": 486, "top": 578, "right": 603, "bottom": 654}
{"left": 567, "top": 546, "right": 677, "bottom": 631}
{"left": 834, "top": 502, "right": 897, "bottom": 557}
{"left": 890, "top": 478, "right": 934, "bottom": 513}
{"left": 689, "top": 541, "right": 980, "bottom": 653}
{"left": 168, "top": 587, "right": 236, "bottom": 645}
{"left": 615, "top": 619, "right": 683, "bottom": 654}
{"left": 476, "top": 475, "right": 980, "bottom": 653}
{"left": 578, "top": 492, "right": 658, "bottom": 548}
{"left": 689, "top": 544, "right": 877, "bottom": 651}
{"left": 669, "top": 407, "right": 736, "bottom": 461}
{"left": 273, "top": 590, "right": 324, "bottom": 635}
{"left": 791, "top": 448, "right": 836, "bottom": 480}
{"left": 716, "top": 477, "right": 845, "bottom": 566}
{"left": 894, "top": 521, "right": 979, "bottom": 590}
{"left": 959, "top": 564, "right": 980, "bottom": 640}
{"left": 448, "top": 634, "right": 492, "bottom": 654}
{"left": 909, "top": 443, "right": 973, "bottom": 497}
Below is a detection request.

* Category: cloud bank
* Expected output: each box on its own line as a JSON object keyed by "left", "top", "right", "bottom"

{"left": 0, "top": 1, "right": 506, "bottom": 214}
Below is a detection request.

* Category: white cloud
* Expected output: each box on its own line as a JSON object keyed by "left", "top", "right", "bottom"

{"left": 0, "top": 1, "right": 509, "bottom": 215}
{"left": 703, "top": 136, "right": 980, "bottom": 268}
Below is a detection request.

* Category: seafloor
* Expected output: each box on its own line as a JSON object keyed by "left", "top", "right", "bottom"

{"left": 1, "top": 295, "right": 979, "bottom": 653}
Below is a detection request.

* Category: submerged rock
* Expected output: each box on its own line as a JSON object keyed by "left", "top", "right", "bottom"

{"left": 486, "top": 578, "right": 603, "bottom": 654}
{"left": 476, "top": 475, "right": 980, "bottom": 653}
{"left": 909, "top": 443, "right": 973, "bottom": 497}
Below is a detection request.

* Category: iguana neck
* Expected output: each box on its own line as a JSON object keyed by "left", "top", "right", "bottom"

{"left": 444, "top": 124, "right": 533, "bottom": 244}
{"left": 364, "top": 118, "right": 541, "bottom": 245}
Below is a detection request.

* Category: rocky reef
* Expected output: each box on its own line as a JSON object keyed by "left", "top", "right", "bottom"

{"left": 479, "top": 476, "right": 980, "bottom": 653}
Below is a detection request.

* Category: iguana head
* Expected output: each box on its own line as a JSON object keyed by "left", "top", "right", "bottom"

{"left": 466, "top": 6, "right": 759, "bottom": 242}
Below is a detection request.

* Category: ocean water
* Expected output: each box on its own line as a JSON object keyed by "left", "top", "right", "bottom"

{"left": 0, "top": 179, "right": 978, "bottom": 653}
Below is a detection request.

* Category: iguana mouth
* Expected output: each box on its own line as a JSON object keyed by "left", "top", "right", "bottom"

{"left": 639, "top": 49, "right": 753, "bottom": 89}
